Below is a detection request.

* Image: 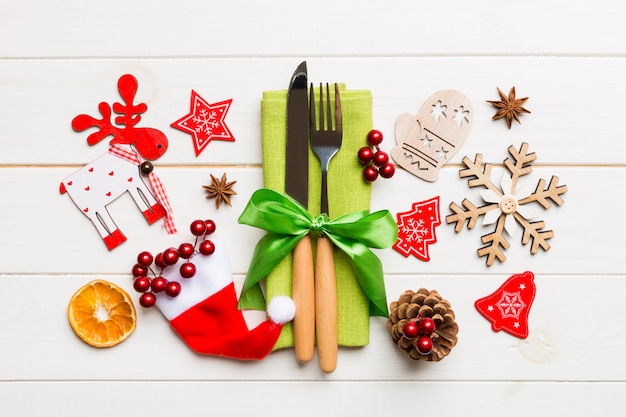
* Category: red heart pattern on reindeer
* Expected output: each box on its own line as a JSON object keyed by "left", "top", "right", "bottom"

{"left": 59, "top": 73, "right": 175, "bottom": 251}
{"left": 391, "top": 90, "right": 473, "bottom": 182}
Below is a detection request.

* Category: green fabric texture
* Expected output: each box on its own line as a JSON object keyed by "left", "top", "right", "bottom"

{"left": 260, "top": 85, "right": 373, "bottom": 349}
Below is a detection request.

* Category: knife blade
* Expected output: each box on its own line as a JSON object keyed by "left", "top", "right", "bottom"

{"left": 285, "top": 61, "right": 315, "bottom": 364}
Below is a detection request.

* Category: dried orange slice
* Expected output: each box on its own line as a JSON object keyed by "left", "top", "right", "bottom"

{"left": 68, "top": 280, "right": 137, "bottom": 348}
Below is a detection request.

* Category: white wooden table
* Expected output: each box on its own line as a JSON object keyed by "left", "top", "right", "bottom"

{"left": 2, "top": 1, "right": 625, "bottom": 415}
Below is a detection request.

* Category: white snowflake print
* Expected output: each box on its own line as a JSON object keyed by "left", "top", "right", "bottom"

{"left": 193, "top": 109, "right": 220, "bottom": 135}
{"left": 497, "top": 291, "right": 526, "bottom": 319}
{"left": 401, "top": 218, "right": 429, "bottom": 243}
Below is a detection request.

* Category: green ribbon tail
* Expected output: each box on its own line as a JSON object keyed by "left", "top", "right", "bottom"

{"left": 323, "top": 209, "right": 398, "bottom": 317}
{"left": 328, "top": 236, "right": 389, "bottom": 317}
{"left": 237, "top": 231, "right": 302, "bottom": 310}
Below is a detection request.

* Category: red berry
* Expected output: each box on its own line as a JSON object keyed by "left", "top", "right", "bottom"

{"left": 178, "top": 243, "right": 195, "bottom": 259}
{"left": 190, "top": 220, "right": 206, "bottom": 236}
{"left": 180, "top": 262, "right": 196, "bottom": 278}
{"left": 151, "top": 276, "right": 168, "bottom": 293}
{"left": 199, "top": 239, "right": 215, "bottom": 255}
{"left": 166, "top": 281, "right": 182, "bottom": 297}
{"left": 419, "top": 317, "right": 436, "bottom": 336}
{"left": 139, "top": 292, "right": 157, "bottom": 308}
{"left": 363, "top": 165, "right": 378, "bottom": 182}
{"left": 204, "top": 219, "right": 216, "bottom": 235}
{"left": 137, "top": 251, "right": 153, "bottom": 267}
{"left": 372, "top": 150, "right": 389, "bottom": 167}
{"left": 357, "top": 146, "right": 374, "bottom": 164}
{"left": 162, "top": 247, "right": 180, "bottom": 266}
{"left": 132, "top": 264, "right": 148, "bottom": 277}
{"left": 416, "top": 336, "right": 434, "bottom": 355}
{"left": 379, "top": 162, "right": 395, "bottom": 178}
{"left": 402, "top": 321, "right": 419, "bottom": 339}
{"left": 154, "top": 252, "right": 166, "bottom": 268}
{"left": 367, "top": 129, "right": 384, "bottom": 146}
{"left": 133, "top": 276, "right": 151, "bottom": 293}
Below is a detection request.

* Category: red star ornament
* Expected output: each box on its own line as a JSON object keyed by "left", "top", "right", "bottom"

{"left": 475, "top": 271, "right": 536, "bottom": 339}
{"left": 171, "top": 90, "right": 235, "bottom": 156}
{"left": 393, "top": 196, "right": 441, "bottom": 261}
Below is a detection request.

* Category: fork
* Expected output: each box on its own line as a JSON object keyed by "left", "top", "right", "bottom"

{"left": 309, "top": 82, "right": 342, "bottom": 373}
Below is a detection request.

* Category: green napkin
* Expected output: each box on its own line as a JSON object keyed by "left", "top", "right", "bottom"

{"left": 261, "top": 84, "right": 373, "bottom": 349}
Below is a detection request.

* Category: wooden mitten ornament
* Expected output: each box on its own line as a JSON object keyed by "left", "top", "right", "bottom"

{"left": 392, "top": 90, "right": 473, "bottom": 182}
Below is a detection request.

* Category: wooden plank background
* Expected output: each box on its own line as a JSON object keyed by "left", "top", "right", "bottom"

{"left": 1, "top": 0, "right": 625, "bottom": 415}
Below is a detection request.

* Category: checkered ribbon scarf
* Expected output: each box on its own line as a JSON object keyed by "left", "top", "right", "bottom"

{"left": 109, "top": 144, "right": 177, "bottom": 234}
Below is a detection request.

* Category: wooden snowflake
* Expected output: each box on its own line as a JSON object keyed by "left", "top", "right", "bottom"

{"left": 446, "top": 142, "right": 567, "bottom": 266}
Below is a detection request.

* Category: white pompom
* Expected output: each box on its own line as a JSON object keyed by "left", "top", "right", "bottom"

{"left": 267, "top": 296, "right": 296, "bottom": 324}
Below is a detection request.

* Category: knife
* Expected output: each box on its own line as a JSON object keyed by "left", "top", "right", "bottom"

{"left": 285, "top": 61, "right": 315, "bottom": 363}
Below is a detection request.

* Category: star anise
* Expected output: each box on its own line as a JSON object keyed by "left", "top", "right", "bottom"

{"left": 203, "top": 173, "right": 237, "bottom": 208}
{"left": 487, "top": 87, "right": 531, "bottom": 129}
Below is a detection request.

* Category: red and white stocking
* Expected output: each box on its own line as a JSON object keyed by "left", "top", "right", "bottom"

{"left": 154, "top": 239, "right": 295, "bottom": 360}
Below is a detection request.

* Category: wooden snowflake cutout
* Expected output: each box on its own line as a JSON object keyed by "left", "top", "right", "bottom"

{"left": 203, "top": 173, "right": 237, "bottom": 209}
{"left": 486, "top": 86, "right": 531, "bottom": 129}
{"left": 446, "top": 142, "right": 567, "bottom": 266}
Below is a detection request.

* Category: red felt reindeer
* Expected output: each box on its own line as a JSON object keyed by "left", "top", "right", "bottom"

{"left": 60, "top": 74, "right": 176, "bottom": 251}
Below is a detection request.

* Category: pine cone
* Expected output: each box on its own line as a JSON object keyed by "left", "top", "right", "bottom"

{"left": 387, "top": 288, "right": 459, "bottom": 361}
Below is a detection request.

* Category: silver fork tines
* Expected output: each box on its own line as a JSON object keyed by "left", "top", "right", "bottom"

{"left": 310, "top": 83, "right": 342, "bottom": 215}
{"left": 309, "top": 82, "right": 342, "bottom": 373}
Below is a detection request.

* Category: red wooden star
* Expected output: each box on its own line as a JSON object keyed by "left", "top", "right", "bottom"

{"left": 171, "top": 90, "right": 235, "bottom": 156}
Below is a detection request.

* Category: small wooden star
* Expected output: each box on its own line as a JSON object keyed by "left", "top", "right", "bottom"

{"left": 203, "top": 173, "right": 237, "bottom": 208}
{"left": 486, "top": 87, "right": 531, "bottom": 129}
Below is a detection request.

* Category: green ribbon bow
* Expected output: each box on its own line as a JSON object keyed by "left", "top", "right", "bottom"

{"left": 237, "top": 188, "right": 398, "bottom": 317}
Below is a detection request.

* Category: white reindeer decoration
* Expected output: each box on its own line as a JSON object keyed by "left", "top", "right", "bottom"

{"left": 60, "top": 74, "right": 176, "bottom": 250}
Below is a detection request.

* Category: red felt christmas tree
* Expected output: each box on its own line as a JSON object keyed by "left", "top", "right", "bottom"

{"left": 393, "top": 196, "right": 441, "bottom": 261}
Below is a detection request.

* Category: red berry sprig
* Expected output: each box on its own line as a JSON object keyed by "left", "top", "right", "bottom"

{"left": 358, "top": 129, "right": 395, "bottom": 182}
{"left": 401, "top": 316, "right": 437, "bottom": 355}
{"left": 131, "top": 219, "right": 217, "bottom": 308}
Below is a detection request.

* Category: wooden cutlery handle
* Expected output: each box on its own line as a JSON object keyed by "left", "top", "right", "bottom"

{"left": 315, "top": 236, "right": 338, "bottom": 373}
{"left": 292, "top": 234, "right": 315, "bottom": 363}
